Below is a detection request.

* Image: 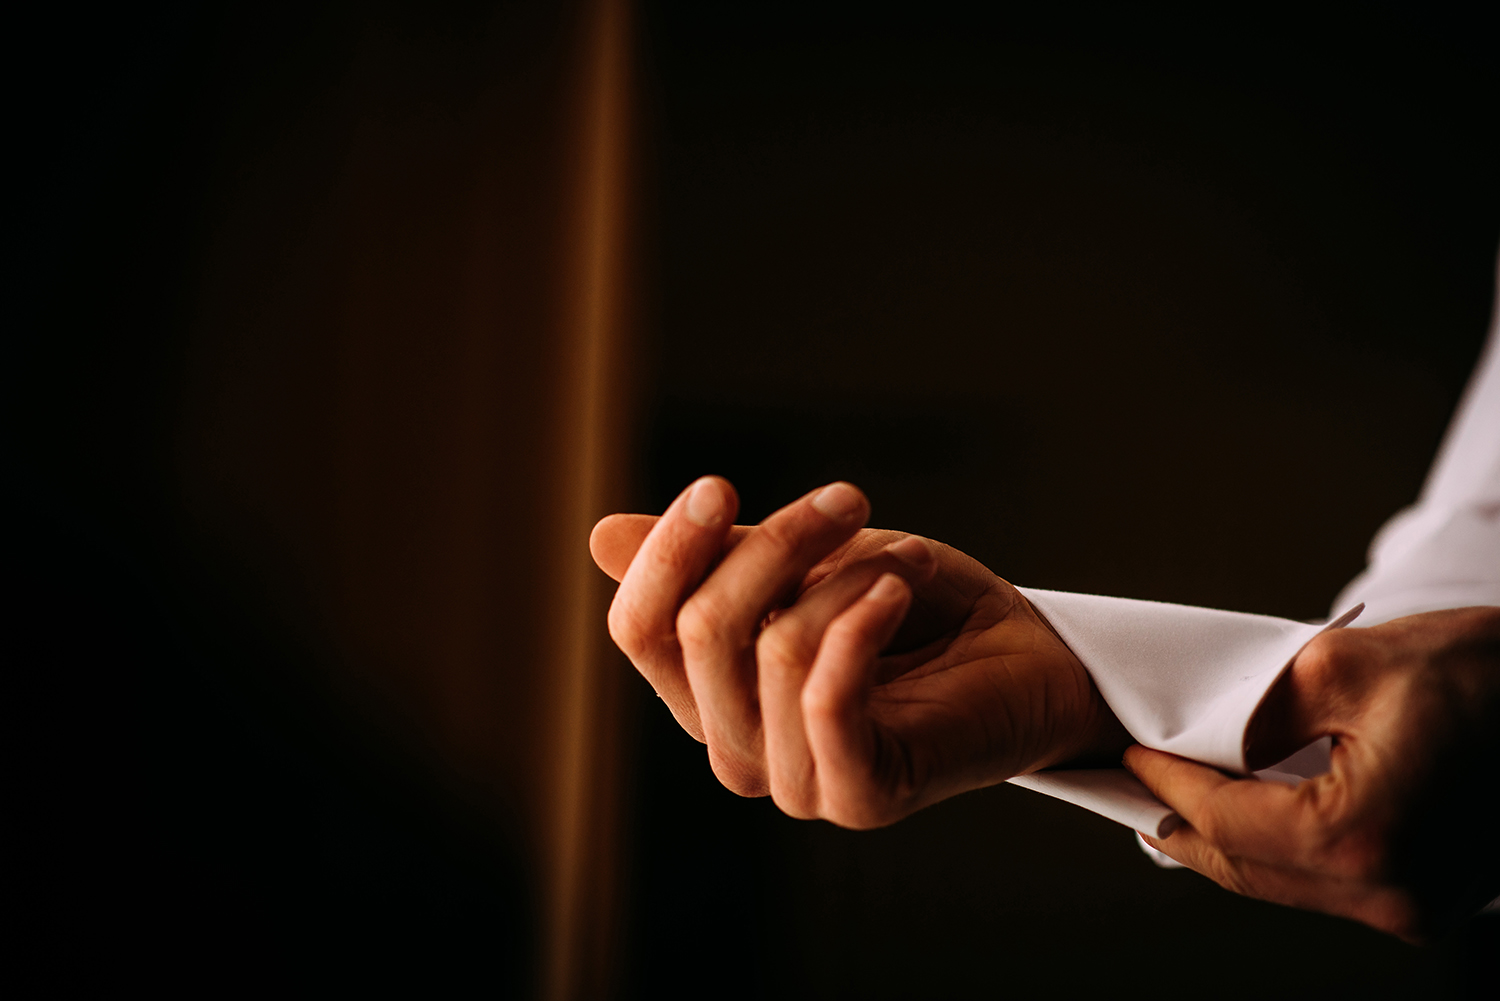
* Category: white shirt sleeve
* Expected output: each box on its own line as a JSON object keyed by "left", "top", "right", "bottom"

{"left": 1331, "top": 293, "right": 1500, "bottom": 625}
{"left": 1008, "top": 262, "right": 1500, "bottom": 836}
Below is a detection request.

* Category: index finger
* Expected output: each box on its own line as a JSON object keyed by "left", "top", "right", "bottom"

{"left": 678, "top": 482, "right": 871, "bottom": 770}
{"left": 604, "top": 478, "right": 740, "bottom": 738}
{"left": 1124, "top": 745, "right": 1330, "bottom": 871}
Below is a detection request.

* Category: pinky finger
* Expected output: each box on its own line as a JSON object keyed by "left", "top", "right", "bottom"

{"left": 802, "top": 573, "right": 911, "bottom": 829}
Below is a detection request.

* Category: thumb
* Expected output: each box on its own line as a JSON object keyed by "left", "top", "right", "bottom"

{"left": 1245, "top": 627, "right": 1378, "bottom": 770}
{"left": 589, "top": 513, "right": 756, "bottom": 582}
{"left": 590, "top": 514, "right": 659, "bottom": 581}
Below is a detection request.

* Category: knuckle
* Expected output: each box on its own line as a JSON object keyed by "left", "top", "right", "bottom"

{"left": 769, "top": 780, "right": 818, "bottom": 821}
{"left": 1296, "top": 633, "right": 1335, "bottom": 675}
{"left": 1193, "top": 800, "right": 1230, "bottom": 848}
{"left": 817, "top": 771, "right": 906, "bottom": 831}
{"left": 1301, "top": 785, "right": 1389, "bottom": 880}
{"left": 755, "top": 515, "right": 805, "bottom": 558}
{"left": 707, "top": 747, "right": 767, "bottom": 798}
{"left": 1300, "top": 629, "right": 1362, "bottom": 682}
{"left": 606, "top": 600, "right": 651, "bottom": 657}
{"left": 823, "top": 614, "right": 868, "bottom": 650}
{"left": 800, "top": 682, "right": 841, "bottom": 725}
{"left": 1331, "top": 831, "right": 1392, "bottom": 883}
{"left": 1368, "top": 894, "right": 1423, "bottom": 942}
{"left": 676, "top": 596, "right": 730, "bottom": 654}
{"left": 757, "top": 619, "right": 814, "bottom": 671}
{"left": 1208, "top": 854, "right": 1254, "bottom": 898}
{"left": 824, "top": 799, "right": 890, "bottom": 831}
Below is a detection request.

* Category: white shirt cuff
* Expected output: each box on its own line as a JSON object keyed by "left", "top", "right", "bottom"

{"left": 1005, "top": 588, "right": 1363, "bottom": 831}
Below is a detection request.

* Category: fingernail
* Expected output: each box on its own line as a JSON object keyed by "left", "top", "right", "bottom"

{"left": 684, "top": 478, "right": 723, "bottom": 527}
{"left": 810, "top": 482, "right": 864, "bottom": 523}
{"left": 865, "top": 573, "right": 905, "bottom": 604}
{"left": 885, "top": 536, "right": 932, "bottom": 568}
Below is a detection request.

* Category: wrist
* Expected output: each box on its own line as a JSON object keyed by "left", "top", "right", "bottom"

{"left": 1017, "top": 589, "right": 1132, "bottom": 770}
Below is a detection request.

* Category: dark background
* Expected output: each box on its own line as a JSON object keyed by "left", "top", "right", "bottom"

{"left": 6, "top": 1, "right": 1497, "bottom": 995}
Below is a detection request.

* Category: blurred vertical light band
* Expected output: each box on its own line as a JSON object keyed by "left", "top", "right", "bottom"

{"left": 546, "top": 0, "right": 633, "bottom": 997}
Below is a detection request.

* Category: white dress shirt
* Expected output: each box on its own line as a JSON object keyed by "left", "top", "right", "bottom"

{"left": 1006, "top": 264, "right": 1500, "bottom": 844}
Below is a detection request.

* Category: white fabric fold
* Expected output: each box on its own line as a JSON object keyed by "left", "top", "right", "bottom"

{"left": 1002, "top": 263, "right": 1500, "bottom": 856}
{"left": 1004, "top": 591, "right": 1362, "bottom": 830}
{"left": 1008, "top": 769, "right": 1181, "bottom": 839}
{"left": 1017, "top": 589, "right": 1362, "bottom": 772}
{"left": 1334, "top": 495, "right": 1500, "bottom": 627}
{"left": 1338, "top": 271, "right": 1500, "bottom": 629}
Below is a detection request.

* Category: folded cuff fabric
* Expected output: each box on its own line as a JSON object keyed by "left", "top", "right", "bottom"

{"left": 1005, "top": 589, "right": 1362, "bottom": 830}
{"left": 1008, "top": 768, "right": 1182, "bottom": 839}
{"left": 1004, "top": 268, "right": 1500, "bottom": 837}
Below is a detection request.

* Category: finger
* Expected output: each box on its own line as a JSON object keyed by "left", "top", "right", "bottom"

{"left": 607, "top": 477, "right": 739, "bottom": 739}
{"left": 774, "top": 536, "right": 937, "bottom": 641}
{"left": 678, "top": 482, "right": 871, "bottom": 790}
{"left": 802, "top": 573, "right": 913, "bottom": 828}
{"left": 758, "top": 538, "right": 937, "bottom": 818}
{"left": 1124, "top": 745, "right": 1334, "bottom": 872}
{"left": 591, "top": 514, "right": 660, "bottom": 582}
{"left": 591, "top": 513, "right": 755, "bottom": 582}
{"left": 1138, "top": 827, "right": 1421, "bottom": 941}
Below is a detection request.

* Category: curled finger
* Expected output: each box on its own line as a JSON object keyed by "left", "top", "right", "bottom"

{"left": 802, "top": 572, "right": 913, "bottom": 829}
{"left": 759, "top": 537, "right": 937, "bottom": 818}
{"left": 680, "top": 482, "right": 871, "bottom": 794}
{"left": 605, "top": 476, "right": 738, "bottom": 739}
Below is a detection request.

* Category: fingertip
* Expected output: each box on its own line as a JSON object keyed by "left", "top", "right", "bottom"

{"left": 864, "top": 571, "right": 910, "bottom": 605}
{"left": 710, "top": 475, "right": 741, "bottom": 516}
{"left": 810, "top": 481, "right": 869, "bottom": 525}
{"left": 1122, "top": 743, "right": 1151, "bottom": 772}
{"left": 859, "top": 573, "right": 914, "bottom": 658}
{"left": 588, "top": 516, "right": 612, "bottom": 562}
{"left": 590, "top": 512, "right": 625, "bottom": 547}
{"left": 590, "top": 513, "right": 654, "bottom": 581}
{"left": 805, "top": 577, "right": 908, "bottom": 707}
{"left": 1123, "top": 743, "right": 1178, "bottom": 766}
{"left": 1123, "top": 745, "right": 1186, "bottom": 795}
{"left": 684, "top": 475, "right": 737, "bottom": 527}
{"left": 884, "top": 536, "right": 936, "bottom": 579}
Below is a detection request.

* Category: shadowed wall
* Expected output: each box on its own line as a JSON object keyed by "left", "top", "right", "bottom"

{"left": 173, "top": 1, "right": 641, "bottom": 995}
{"left": 11, "top": 1, "right": 639, "bottom": 996}
{"left": 624, "top": 3, "right": 1498, "bottom": 998}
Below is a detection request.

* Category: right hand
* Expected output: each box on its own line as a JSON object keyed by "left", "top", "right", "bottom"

{"left": 1127, "top": 606, "right": 1500, "bottom": 940}
{"left": 590, "top": 476, "right": 1130, "bottom": 828}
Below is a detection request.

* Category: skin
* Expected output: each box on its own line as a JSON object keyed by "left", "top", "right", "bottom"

{"left": 590, "top": 476, "right": 1130, "bottom": 829}
{"left": 1127, "top": 607, "right": 1500, "bottom": 942}
{"left": 591, "top": 476, "right": 1500, "bottom": 938}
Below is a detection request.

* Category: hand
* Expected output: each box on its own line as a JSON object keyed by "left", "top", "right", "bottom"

{"left": 590, "top": 476, "right": 1129, "bottom": 829}
{"left": 1125, "top": 607, "right": 1500, "bottom": 941}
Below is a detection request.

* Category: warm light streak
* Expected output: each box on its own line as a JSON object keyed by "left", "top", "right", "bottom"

{"left": 545, "top": 0, "right": 631, "bottom": 997}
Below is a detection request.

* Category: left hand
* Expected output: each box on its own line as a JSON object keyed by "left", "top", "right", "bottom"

{"left": 592, "top": 478, "right": 1130, "bottom": 829}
